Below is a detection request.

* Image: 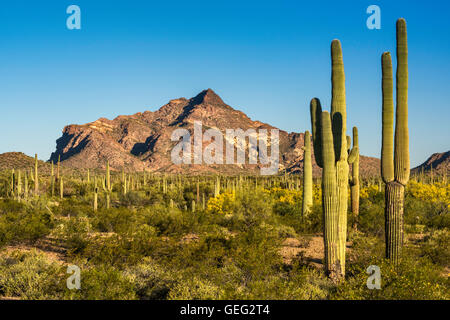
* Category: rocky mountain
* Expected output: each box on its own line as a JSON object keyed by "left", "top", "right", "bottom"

{"left": 49, "top": 89, "right": 380, "bottom": 176}
{"left": 412, "top": 151, "right": 449, "bottom": 175}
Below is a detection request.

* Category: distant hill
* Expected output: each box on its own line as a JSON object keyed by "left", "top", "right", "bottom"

{"left": 412, "top": 151, "right": 449, "bottom": 175}
{"left": 0, "top": 152, "right": 50, "bottom": 173}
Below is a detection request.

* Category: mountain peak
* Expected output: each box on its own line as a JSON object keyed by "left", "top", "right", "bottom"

{"left": 191, "top": 88, "right": 225, "bottom": 106}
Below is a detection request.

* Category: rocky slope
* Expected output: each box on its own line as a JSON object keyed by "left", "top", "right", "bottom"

{"left": 412, "top": 151, "right": 449, "bottom": 175}
{"left": 49, "top": 89, "right": 380, "bottom": 176}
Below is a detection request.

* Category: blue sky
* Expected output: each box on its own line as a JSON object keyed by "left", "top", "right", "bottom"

{"left": 0, "top": 0, "right": 449, "bottom": 167}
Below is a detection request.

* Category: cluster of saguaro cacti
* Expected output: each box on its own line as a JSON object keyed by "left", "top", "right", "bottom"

{"left": 350, "top": 127, "right": 360, "bottom": 230}
{"left": 381, "top": 18, "right": 409, "bottom": 265}
{"left": 310, "top": 40, "right": 358, "bottom": 280}
{"left": 302, "top": 131, "right": 313, "bottom": 217}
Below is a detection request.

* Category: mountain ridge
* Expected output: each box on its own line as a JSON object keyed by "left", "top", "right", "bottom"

{"left": 47, "top": 89, "right": 380, "bottom": 176}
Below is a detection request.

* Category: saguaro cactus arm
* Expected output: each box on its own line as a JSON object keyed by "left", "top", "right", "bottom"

{"left": 310, "top": 98, "right": 323, "bottom": 168}
{"left": 302, "top": 131, "right": 313, "bottom": 216}
{"left": 382, "top": 52, "right": 395, "bottom": 184}
{"left": 331, "top": 39, "right": 347, "bottom": 162}
{"left": 394, "top": 18, "right": 409, "bottom": 185}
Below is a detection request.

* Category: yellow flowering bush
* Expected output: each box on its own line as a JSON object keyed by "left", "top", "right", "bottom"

{"left": 407, "top": 181, "right": 450, "bottom": 206}
{"left": 263, "top": 187, "right": 301, "bottom": 205}
{"left": 360, "top": 185, "right": 380, "bottom": 199}
{"left": 206, "top": 192, "right": 236, "bottom": 215}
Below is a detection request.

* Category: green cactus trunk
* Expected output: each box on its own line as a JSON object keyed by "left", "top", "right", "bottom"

{"left": 24, "top": 173, "right": 28, "bottom": 199}
{"left": 106, "top": 161, "right": 111, "bottom": 192}
{"left": 57, "top": 155, "right": 60, "bottom": 180}
{"left": 381, "top": 19, "right": 409, "bottom": 264}
{"left": 214, "top": 176, "right": 220, "bottom": 197}
{"left": 331, "top": 40, "right": 350, "bottom": 277}
{"left": 309, "top": 40, "right": 355, "bottom": 280}
{"left": 320, "top": 111, "right": 340, "bottom": 278}
{"left": 302, "top": 131, "right": 313, "bottom": 217}
{"left": 17, "top": 170, "right": 22, "bottom": 201}
{"left": 34, "top": 154, "right": 39, "bottom": 194}
{"left": 94, "top": 187, "right": 98, "bottom": 211}
{"left": 350, "top": 127, "right": 360, "bottom": 230}
{"left": 106, "top": 192, "right": 110, "bottom": 209}
{"left": 60, "top": 177, "right": 64, "bottom": 200}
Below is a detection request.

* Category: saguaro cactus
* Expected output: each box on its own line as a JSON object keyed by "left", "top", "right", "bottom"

{"left": 57, "top": 155, "right": 60, "bottom": 180}
{"left": 381, "top": 18, "right": 409, "bottom": 264}
{"left": 302, "top": 131, "right": 313, "bottom": 216}
{"left": 93, "top": 187, "right": 98, "bottom": 211}
{"left": 350, "top": 127, "right": 360, "bottom": 230}
{"left": 17, "top": 170, "right": 22, "bottom": 201}
{"left": 106, "top": 161, "right": 111, "bottom": 192}
{"left": 310, "top": 40, "right": 358, "bottom": 280}
{"left": 60, "top": 177, "right": 64, "bottom": 200}
{"left": 34, "top": 154, "right": 39, "bottom": 194}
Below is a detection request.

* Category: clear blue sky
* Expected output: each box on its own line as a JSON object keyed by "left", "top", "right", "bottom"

{"left": 1, "top": 0, "right": 449, "bottom": 167}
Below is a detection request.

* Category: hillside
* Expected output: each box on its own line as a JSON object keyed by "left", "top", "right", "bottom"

{"left": 48, "top": 89, "right": 380, "bottom": 177}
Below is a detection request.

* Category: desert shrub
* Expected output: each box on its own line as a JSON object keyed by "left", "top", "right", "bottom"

{"left": 332, "top": 253, "right": 449, "bottom": 300}
{"left": 232, "top": 224, "right": 283, "bottom": 281}
{"left": 56, "top": 198, "right": 90, "bottom": 217}
{"left": 91, "top": 207, "right": 139, "bottom": 233}
{"left": 119, "top": 191, "right": 150, "bottom": 208}
{"left": 168, "top": 276, "right": 224, "bottom": 300}
{"left": 206, "top": 191, "right": 236, "bottom": 215}
{"left": 233, "top": 269, "right": 329, "bottom": 300}
{"left": 0, "top": 203, "right": 54, "bottom": 247}
{"left": 125, "top": 257, "right": 175, "bottom": 299}
{"left": 65, "top": 264, "right": 136, "bottom": 300}
{"left": 224, "top": 191, "right": 272, "bottom": 231}
{"left": 419, "top": 229, "right": 450, "bottom": 268}
{"left": 80, "top": 224, "right": 157, "bottom": 266}
{"left": 54, "top": 216, "right": 91, "bottom": 255}
{"left": 273, "top": 201, "right": 298, "bottom": 216}
{"left": 144, "top": 205, "right": 196, "bottom": 235}
{"left": 0, "top": 250, "right": 65, "bottom": 299}
{"left": 356, "top": 197, "right": 384, "bottom": 237}
{"left": 333, "top": 234, "right": 449, "bottom": 300}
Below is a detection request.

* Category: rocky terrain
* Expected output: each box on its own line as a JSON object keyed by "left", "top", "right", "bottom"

{"left": 412, "top": 151, "right": 449, "bottom": 175}
{"left": 45, "top": 89, "right": 381, "bottom": 177}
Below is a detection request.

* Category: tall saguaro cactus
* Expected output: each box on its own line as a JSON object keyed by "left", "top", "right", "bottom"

{"left": 350, "top": 127, "right": 360, "bottom": 230}
{"left": 106, "top": 161, "right": 111, "bottom": 192}
{"left": 302, "top": 131, "right": 313, "bottom": 216}
{"left": 381, "top": 18, "right": 409, "bottom": 264}
{"left": 34, "top": 154, "right": 39, "bottom": 194}
{"left": 310, "top": 40, "right": 358, "bottom": 280}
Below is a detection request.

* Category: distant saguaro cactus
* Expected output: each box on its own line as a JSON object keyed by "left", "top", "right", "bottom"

{"left": 34, "top": 154, "right": 39, "bottom": 194}
{"left": 93, "top": 186, "right": 98, "bottom": 211}
{"left": 350, "top": 127, "right": 360, "bottom": 230}
{"left": 57, "top": 155, "right": 60, "bottom": 180}
{"left": 310, "top": 40, "right": 358, "bottom": 280}
{"left": 381, "top": 18, "right": 409, "bottom": 265}
{"left": 302, "top": 131, "right": 313, "bottom": 217}
{"left": 60, "top": 176, "right": 64, "bottom": 200}
{"left": 106, "top": 161, "right": 111, "bottom": 192}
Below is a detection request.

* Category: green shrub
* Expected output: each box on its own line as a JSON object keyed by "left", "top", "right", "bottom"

{"left": 65, "top": 264, "right": 136, "bottom": 300}
{"left": 0, "top": 250, "right": 65, "bottom": 299}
